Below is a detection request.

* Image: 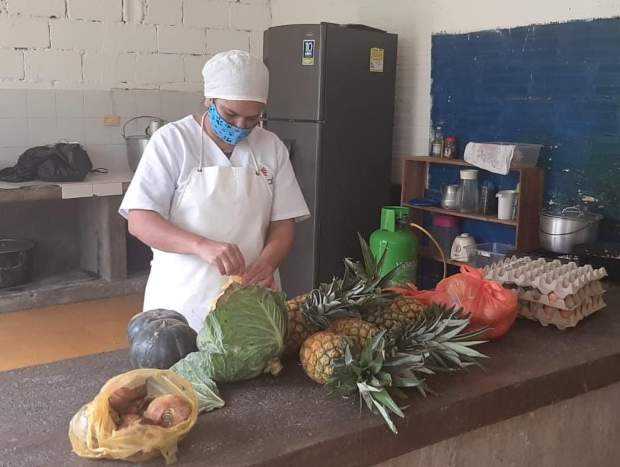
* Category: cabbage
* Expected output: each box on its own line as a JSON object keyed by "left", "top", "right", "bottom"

{"left": 170, "top": 352, "right": 225, "bottom": 413}
{"left": 173, "top": 283, "right": 288, "bottom": 391}
{"left": 197, "top": 283, "right": 288, "bottom": 382}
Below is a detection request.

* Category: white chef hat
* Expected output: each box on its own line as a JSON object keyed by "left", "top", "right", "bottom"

{"left": 202, "top": 50, "right": 269, "bottom": 104}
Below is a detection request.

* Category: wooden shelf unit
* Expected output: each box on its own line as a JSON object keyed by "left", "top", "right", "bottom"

{"left": 400, "top": 156, "right": 544, "bottom": 253}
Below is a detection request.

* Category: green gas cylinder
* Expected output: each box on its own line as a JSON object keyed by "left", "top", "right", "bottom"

{"left": 369, "top": 206, "right": 418, "bottom": 284}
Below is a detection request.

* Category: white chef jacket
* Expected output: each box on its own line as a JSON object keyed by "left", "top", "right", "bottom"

{"left": 119, "top": 115, "right": 310, "bottom": 224}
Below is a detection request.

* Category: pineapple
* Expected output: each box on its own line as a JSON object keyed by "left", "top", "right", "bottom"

{"left": 284, "top": 293, "right": 312, "bottom": 355}
{"left": 328, "top": 318, "right": 379, "bottom": 352}
{"left": 363, "top": 296, "right": 426, "bottom": 332}
{"left": 283, "top": 278, "right": 361, "bottom": 356}
{"left": 327, "top": 305, "right": 489, "bottom": 433}
{"left": 300, "top": 331, "right": 347, "bottom": 384}
{"left": 343, "top": 234, "right": 427, "bottom": 331}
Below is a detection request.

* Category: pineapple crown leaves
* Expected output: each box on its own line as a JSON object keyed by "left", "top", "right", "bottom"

{"left": 300, "top": 278, "right": 360, "bottom": 330}
{"left": 345, "top": 233, "right": 416, "bottom": 299}
{"left": 326, "top": 305, "right": 489, "bottom": 434}
{"left": 327, "top": 331, "right": 409, "bottom": 434}
{"left": 390, "top": 304, "right": 489, "bottom": 374}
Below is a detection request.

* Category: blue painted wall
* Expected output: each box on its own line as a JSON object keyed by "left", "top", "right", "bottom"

{"left": 431, "top": 17, "right": 620, "bottom": 241}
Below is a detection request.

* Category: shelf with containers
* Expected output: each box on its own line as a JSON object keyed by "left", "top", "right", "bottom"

{"left": 400, "top": 156, "right": 544, "bottom": 284}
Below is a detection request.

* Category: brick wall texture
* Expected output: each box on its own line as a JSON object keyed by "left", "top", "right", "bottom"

{"left": 0, "top": 0, "right": 270, "bottom": 90}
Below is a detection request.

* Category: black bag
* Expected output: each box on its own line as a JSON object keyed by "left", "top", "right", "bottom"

{"left": 0, "top": 143, "right": 94, "bottom": 183}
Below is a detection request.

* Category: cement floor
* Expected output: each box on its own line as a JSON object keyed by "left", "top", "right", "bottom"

{"left": 0, "top": 294, "right": 142, "bottom": 372}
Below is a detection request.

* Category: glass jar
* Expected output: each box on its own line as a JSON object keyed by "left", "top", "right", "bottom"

{"left": 459, "top": 169, "right": 480, "bottom": 213}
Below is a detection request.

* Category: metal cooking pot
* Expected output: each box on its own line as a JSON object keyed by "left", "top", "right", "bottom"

{"left": 122, "top": 115, "right": 165, "bottom": 172}
{"left": 539, "top": 206, "right": 603, "bottom": 254}
{"left": 0, "top": 237, "right": 35, "bottom": 288}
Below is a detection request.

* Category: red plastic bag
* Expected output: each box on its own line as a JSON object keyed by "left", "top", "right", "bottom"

{"left": 395, "top": 266, "right": 518, "bottom": 340}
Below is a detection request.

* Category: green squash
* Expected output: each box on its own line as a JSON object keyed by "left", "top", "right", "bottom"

{"left": 127, "top": 309, "right": 188, "bottom": 344}
{"left": 129, "top": 319, "right": 198, "bottom": 369}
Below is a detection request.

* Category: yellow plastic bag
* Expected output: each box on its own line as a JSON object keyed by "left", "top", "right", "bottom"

{"left": 69, "top": 369, "right": 198, "bottom": 464}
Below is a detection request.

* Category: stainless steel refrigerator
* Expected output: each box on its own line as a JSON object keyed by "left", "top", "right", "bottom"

{"left": 263, "top": 23, "right": 398, "bottom": 297}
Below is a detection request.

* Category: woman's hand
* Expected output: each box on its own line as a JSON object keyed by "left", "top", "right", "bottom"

{"left": 193, "top": 238, "right": 246, "bottom": 276}
{"left": 242, "top": 258, "right": 276, "bottom": 289}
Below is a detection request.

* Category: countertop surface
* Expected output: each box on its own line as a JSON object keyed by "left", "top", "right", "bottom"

{"left": 1, "top": 287, "right": 619, "bottom": 466}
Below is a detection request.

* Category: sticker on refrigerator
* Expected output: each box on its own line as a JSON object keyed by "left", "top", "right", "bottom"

{"left": 369, "top": 47, "right": 384, "bottom": 72}
{"left": 302, "top": 39, "right": 315, "bottom": 66}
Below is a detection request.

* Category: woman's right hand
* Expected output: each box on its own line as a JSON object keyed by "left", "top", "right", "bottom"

{"left": 193, "top": 238, "right": 246, "bottom": 276}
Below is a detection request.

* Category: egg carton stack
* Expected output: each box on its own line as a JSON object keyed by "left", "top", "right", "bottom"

{"left": 483, "top": 256, "right": 608, "bottom": 330}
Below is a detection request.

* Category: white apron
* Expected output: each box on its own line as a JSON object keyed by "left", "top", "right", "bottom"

{"left": 143, "top": 113, "right": 273, "bottom": 331}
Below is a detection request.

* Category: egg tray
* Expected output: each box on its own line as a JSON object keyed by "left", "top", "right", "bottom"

{"left": 512, "top": 280, "right": 605, "bottom": 311}
{"left": 483, "top": 256, "right": 607, "bottom": 298}
{"left": 518, "top": 295, "right": 606, "bottom": 330}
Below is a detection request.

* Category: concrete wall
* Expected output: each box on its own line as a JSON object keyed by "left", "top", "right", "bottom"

{"left": 270, "top": 0, "right": 620, "bottom": 181}
{"left": 379, "top": 381, "right": 620, "bottom": 467}
{"left": 0, "top": 0, "right": 269, "bottom": 90}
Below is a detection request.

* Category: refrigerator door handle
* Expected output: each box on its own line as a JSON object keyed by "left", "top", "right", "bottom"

{"left": 282, "top": 138, "right": 295, "bottom": 161}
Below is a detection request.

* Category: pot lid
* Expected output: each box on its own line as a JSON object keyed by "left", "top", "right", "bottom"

{"left": 0, "top": 238, "right": 35, "bottom": 254}
{"left": 542, "top": 205, "right": 603, "bottom": 221}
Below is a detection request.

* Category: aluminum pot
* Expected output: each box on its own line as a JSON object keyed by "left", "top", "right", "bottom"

{"left": 0, "top": 237, "right": 35, "bottom": 288}
{"left": 122, "top": 116, "right": 165, "bottom": 172}
{"left": 539, "top": 206, "right": 603, "bottom": 254}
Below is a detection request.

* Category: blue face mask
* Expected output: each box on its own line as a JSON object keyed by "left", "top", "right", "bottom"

{"left": 207, "top": 103, "right": 253, "bottom": 145}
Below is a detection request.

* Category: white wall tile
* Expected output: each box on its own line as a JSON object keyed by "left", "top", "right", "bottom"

{"left": 85, "top": 144, "right": 130, "bottom": 173}
{"left": 83, "top": 118, "right": 125, "bottom": 145}
{"left": 55, "top": 90, "right": 84, "bottom": 118}
{"left": 0, "top": 147, "right": 27, "bottom": 167}
{"left": 112, "top": 90, "right": 136, "bottom": 118}
{"left": 0, "top": 118, "right": 29, "bottom": 147}
{"left": 134, "top": 89, "right": 163, "bottom": 116}
{"left": 26, "top": 90, "right": 56, "bottom": 118}
{"left": 27, "top": 117, "right": 59, "bottom": 146}
{"left": 0, "top": 90, "right": 27, "bottom": 118}
{"left": 83, "top": 91, "right": 113, "bottom": 118}
{"left": 56, "top": 117, "right": 86, "bottom": 144}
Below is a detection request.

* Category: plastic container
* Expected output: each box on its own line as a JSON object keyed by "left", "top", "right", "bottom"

{"left": 497, "top": 190, "right": 518, "bottom": 220}
{"left": 459, "top": 169, "right": 480, "bottom": 213}
{"left": 472, "top": 242, "right": 515, "bottom": 267}
{"left": 480, "top": 181, "right": 497, "bottom": 215}
{"left": 431, "top": 214, "right": 459, "bottom": 257}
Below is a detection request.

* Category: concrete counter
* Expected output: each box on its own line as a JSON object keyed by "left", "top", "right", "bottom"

{"left": 1, "top": 287, "right": 620, "bottom": 466}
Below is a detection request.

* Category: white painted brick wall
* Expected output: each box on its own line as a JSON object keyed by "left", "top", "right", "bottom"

{"left": 51, "top": 20, "right": 105, "bottom": 52}
{"left": 0, "top": 49, "right": 24, "bottom": 79}
{"left": 25, "top": 51, "right": 82, "bottom": 83}
{"left": 102, "top": 23, "right": 157, "bottom": 53}
{"left": 183, "top": 0, "right": 229, "bottom": 28}
{"left": 230, "top": 2, "right": 270, "bottom": 31}
{"left": 0, "top": 0, "right": 269, "bottom": 90}
{"left": 0, "top": 17, "right": 50, "bottom": 48}
{"left": 68, "top": 0, "right": 122, "bottom": 22}
{"left": 7, "top": 0, "right": 65, "bottom": 17}
{"left": 145, "top": 0, "right": 182, "bottom": 25}
{"left": 135, "top": 54, "right": 185, "bottom": 84}
{"left": 207, "top": 29, "right": 249, "bottom": 54}
{"left": 83, "top": 53, "right": 136, "bottom": 86}
{"left": 184, "top": 55, "right": 208, "bottom": 83}
{"left": 158, "top": 25, "right": 205, "bottom": 54}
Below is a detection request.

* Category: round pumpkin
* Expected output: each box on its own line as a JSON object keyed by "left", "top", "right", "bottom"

{"left": 127, "top": 309, "right": 188, "bottom": 344}
{"left": 129, "top": 319, "right": 198, "bottom": 369}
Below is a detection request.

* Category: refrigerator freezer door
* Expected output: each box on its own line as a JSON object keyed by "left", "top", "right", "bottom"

{"left": 264, "top": 120, "right": 321, "bottom": 297}
{"left": 263, "top": 24, "right": 324, "bottom": 121}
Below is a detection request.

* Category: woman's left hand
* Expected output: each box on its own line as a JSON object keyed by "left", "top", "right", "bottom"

{"left": 242, "top": 258, "right": 276, "bottom": 289}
